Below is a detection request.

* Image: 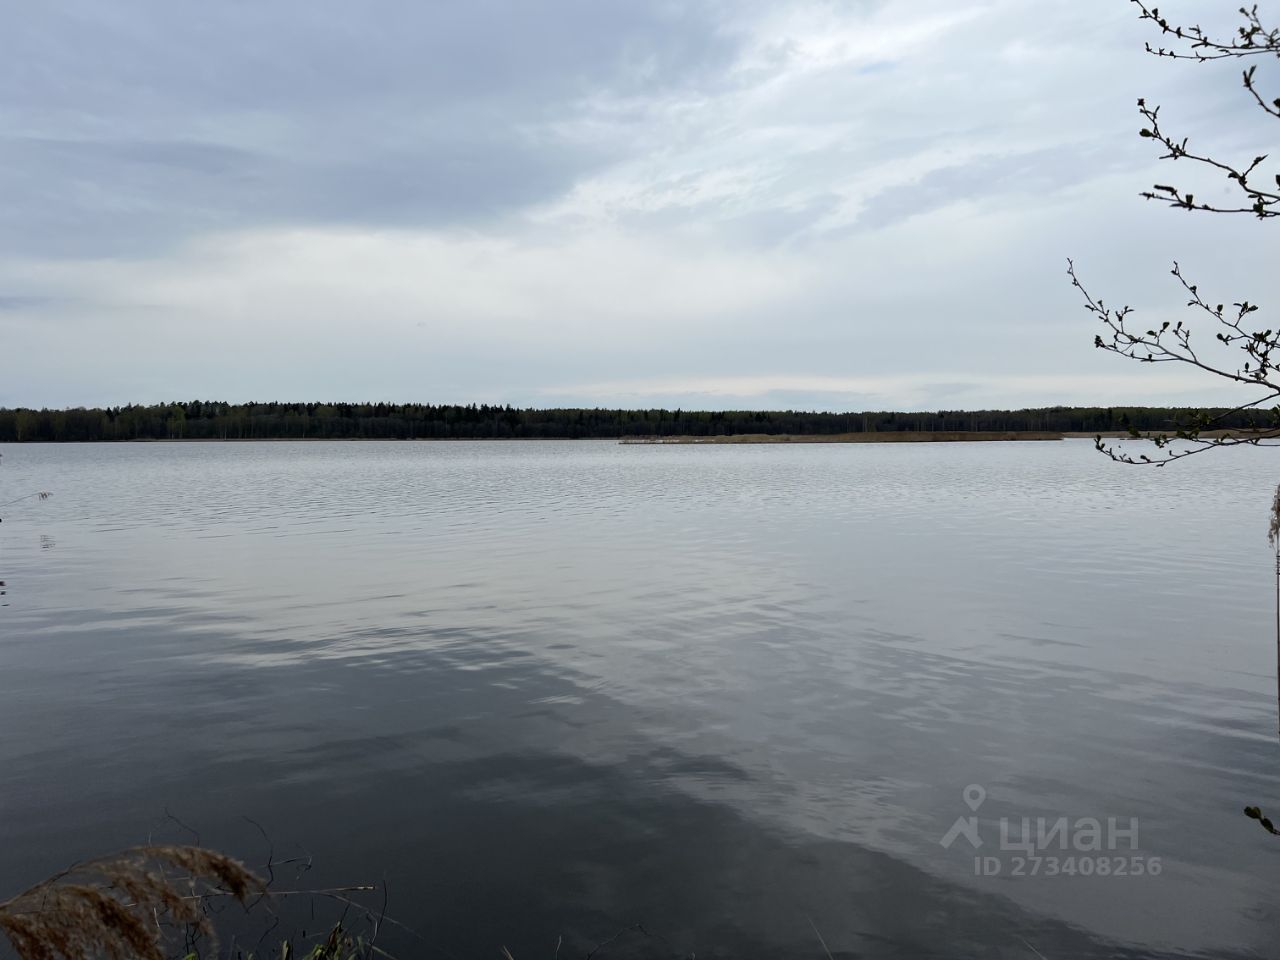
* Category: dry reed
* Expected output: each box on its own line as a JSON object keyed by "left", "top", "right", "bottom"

{"left": 0, "top": 845, "right": 261, "bottom": 960}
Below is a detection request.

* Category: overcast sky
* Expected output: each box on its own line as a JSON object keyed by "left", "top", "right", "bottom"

{"left": 1, "top": 1, "right": 1276, "bottom": 411}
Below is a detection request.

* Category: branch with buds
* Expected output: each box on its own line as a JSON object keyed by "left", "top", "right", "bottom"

{"left": 1069, "top": 259, "right": 1278, "bottom": 463}
{"left": 1138, "top": 99, "right": 1279, "bottom": 217}
{"left": 1131, "top": 2, "right": 1279, "bottom": 218}
{"left": 1134, "top": 2, "right": 1279, "bottom": 61}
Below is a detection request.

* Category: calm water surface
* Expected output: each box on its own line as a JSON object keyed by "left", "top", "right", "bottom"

{"left": 2, "top": 440, "right": 1279, "bottom": 958}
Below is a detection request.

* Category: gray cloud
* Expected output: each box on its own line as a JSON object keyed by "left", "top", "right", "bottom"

{"left": 0, "top": 1, "right": 738, "bottom": 256}
{"left": 0, "top": 294, "right": 63, "bottom": 311}
{"left": 1, "top": 0, "right": 1276, "bottom": 410}
{"left": 854, "top": 144, "right": 1127, "bottom": 232}
{"left": 0, "top": 129, "right": 609, "bottom": 257}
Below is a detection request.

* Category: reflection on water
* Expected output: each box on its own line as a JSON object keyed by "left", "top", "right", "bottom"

{"left": 2, "top": 440, "right": 1280, "bottom": 958}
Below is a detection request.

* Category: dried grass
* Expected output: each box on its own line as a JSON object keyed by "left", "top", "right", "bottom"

{"left": 0, "top": 845, "right": 262, "bottom": 960}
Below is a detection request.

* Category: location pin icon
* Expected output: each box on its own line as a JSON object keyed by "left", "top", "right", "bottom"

{"left": 963, "top": 784, "right": 986, "bottom": 811}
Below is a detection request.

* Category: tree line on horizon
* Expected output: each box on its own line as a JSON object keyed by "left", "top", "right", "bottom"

{"left": 0, "top": 401, "right": 1265, "bottom": 442}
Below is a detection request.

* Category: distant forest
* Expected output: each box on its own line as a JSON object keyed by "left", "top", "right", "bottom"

{"left": 0, "top": 402, "right": 1265, "bottom": 442}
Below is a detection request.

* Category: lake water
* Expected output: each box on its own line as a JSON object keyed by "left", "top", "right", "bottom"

{"left": 2, "top": 439, "right": 1280, "bottom": 959}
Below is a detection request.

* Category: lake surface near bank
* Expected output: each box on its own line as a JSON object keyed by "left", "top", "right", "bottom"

{"left": 2, "top": 439, "right": 1279, "bottom": 958}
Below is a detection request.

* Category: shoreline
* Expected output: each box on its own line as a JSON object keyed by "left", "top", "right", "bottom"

{"left": 2, "top": 430, "right": 1263, "bottom": 445}
{"left": 619, "top": 431, "right": 1064, "bottom": 444}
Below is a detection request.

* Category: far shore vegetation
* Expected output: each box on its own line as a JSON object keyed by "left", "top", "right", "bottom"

{"left": 621, "top": 430, "right": 1064, "bottom": 444}
{"left": 0, "top": 402, "right": 1274, "bottom": 443}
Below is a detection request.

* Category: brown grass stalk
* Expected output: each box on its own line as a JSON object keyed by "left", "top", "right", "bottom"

{"left": 0, "top": 845, "right": 261, "bottom": 960}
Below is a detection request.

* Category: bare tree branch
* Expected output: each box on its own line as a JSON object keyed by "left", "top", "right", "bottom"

{"left": 1138, "top": 100, "right": 1279, "bottom": 217}
{"left": 1128, "top": 3, "right": 1279, "bottom": 218}
{"left": 1134, "top": 2, "right": 1280, "bottom": 61}
{"left": 1069, "top": 259, "right": 1278, "bottom": 464}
